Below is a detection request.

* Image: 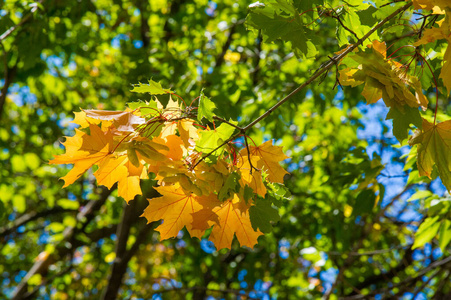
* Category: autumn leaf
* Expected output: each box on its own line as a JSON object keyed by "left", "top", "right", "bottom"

{"left": 241, "top": 140, "right": 289, "bottom": 184}
{"left": 340, "top": 40, "right": 429, "bottom": 110}
{"left": 178, "top": 119, "right": 198, "bottom": 147}
{"left": 118, "top": 158, "right": 147, "bottom": 202}
{"left": 238, "top": 155, "right": 267, "bottom": 198}
{"left": 93, "top": 155, "right": 128, "bottom": 189}
{"left": 208, "top": 194, "right": 263, "bottom": 250}
{"left": 49, "top": 124, "right": 114, "bottom": 187}
{"left": 409, "top": 118, "right": 451, "bottom": 190}
{"left": 141, "top": 184, "right": 217, "bottom": 239}
{"left": 83, "top": 109, "right": 146, "bottom": 133}
{"left": 412, "top": 24, "right": 451, "bottom": 95}
{"left": 412, "top": 0, "right": 450, "bottom": 10}
{"left": 195, "top": 122, "right": 237, "bottom": 157}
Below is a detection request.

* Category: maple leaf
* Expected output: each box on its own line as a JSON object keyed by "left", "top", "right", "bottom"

{"left": 71, "top": 111, "right": 95, "bottom": 128}
{"left": 246, "top": 1, "right": 311, "bottom": 57}
{"left": 193, "top": 161, "right": 228, "bottom": 196}
{"left": 413, "top": 27, "right": 448, "bottom": 47}
{"left": 93, "top": 155, "right": 128, "bottom": 189}
{"left": 195, "top": 122, "right": 237, "bottom": 157}
{"left": 340, "top": 41, "right": 429, "bottom": 110}
{"left": 413, "top": 0, "right": 451, "bottom": 10}
{"left": 238, "top": 155, "right": 267, "bottom": 198}
{"left": 91, "top": 152, "right": 147, "bottom": 202}
{"left": 118, "top": 159, "right": 147, "bottom": 202}
{"left": 409, "top": 118, "right": 451, "bottom": 190}
{"left": 249, "top": 197, "right": 280, "bottom": 233}
{"left": 130, "top": 79, "right": 173, "bottom": 95}
{"left": 49, "top": 124, "right": 114, "bottom": 187}
{"left": 386, "top": 106, "right": 422, "bottom": 142}
{"left": 197, "top": 90, "right": 216, "bottom": 122}
{"left": 241, "top": 140, "right": 289, "bottom": 184}
{"left": 412, "top": 24, "right": 451, "bottom": 95}
{"left": 178, "top": 119, "right": 198, "bottom": 147}
{"left": 141, "top": 184, "right": 217, "bottom": 239}
{"left": 208, "top": 194, "right": 263, "bottom": 250}
{"left": 83, "top": 109, "right": 146, "bottom": 133}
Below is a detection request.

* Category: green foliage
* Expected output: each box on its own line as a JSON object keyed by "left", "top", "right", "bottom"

{"left": 249, "top": 197, "right": 281, "bottom": 233}
{"left": 2, "top": 0, "right": 451, "bottom": 299}
{"left": 197, "top": 90, "right": 216, "bottom": 122}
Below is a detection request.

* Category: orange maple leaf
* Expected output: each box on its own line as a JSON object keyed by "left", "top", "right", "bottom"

{"left": 118, "top": 158, "right": 147, "bottom": 202}
{"left": 141, "top": 184, "right": 217, "bottom": 239}
{"left": 241, "top": 140, "right": 289, "bottom": 184}
{"left": 207, "top": 194, "right": 262, "bottom": 250}
{"left": 50, "top": 124, "right": 114, "bottom": 187}
{"left": 238, "top": 156, "right": 267, "bottom": 197}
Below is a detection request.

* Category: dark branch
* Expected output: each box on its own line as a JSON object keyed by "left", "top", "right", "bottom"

{"left": 0, "top": 207, "right": 78, "bottom": 238}
{"left": 12, "top": 187, "right": 112, "bottom": 300}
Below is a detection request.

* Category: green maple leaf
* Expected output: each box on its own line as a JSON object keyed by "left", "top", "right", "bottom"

{"left": 197, "top": 90, "right": 216, "bottom": 122}
{"left": 246, "top": 0, "right": 311, "bottom": 57}
{"left": 131, "top": 79, "right": 173, "bottom": 95}
{"left": 409, "top": 118, "right": 451, "bottom": 191}
{"left": 218, "top": 172, "right": 240, "bottom": 201}
{"left": 249, "top": 197, "right": 280, "bottom": 233}
{"left": 412, "top": 216, "right": 440, "bottom": 249}
{"left": 386, "top": 106, "right": 422, "bottom": 142}
{"left": 127, "top": 100, "right": 160, "bottom": 118}
{"left": 195, "top": 122, "right": 237, "bottom": 157}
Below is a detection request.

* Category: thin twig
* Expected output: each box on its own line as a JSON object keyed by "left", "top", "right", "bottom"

{"left": 193, "top": 2, "right": 413, "bottom": 169}
{"left": 0, "top": 2, "right": 42, "bottom": 42}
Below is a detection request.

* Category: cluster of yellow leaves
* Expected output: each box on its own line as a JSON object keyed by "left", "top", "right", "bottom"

{"left": 50, "top": 97, "right": 288, "bottom": 250}
{"left": 413, "top": 0, "right": 451, "bottom": 95}
{"left": 339, "top": 40, "right": 428, "bottom": 110}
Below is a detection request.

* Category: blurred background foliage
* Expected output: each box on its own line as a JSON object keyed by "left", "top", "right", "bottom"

{"left": 1, "top": 0, "right": 451, "bottom": 299}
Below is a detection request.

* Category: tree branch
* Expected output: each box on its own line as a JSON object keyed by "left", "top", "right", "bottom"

{"left": 101, "top": 196, "right": 155, "bottom": 300}
{"left": 101, "top": 200, "right": 137, "bottom": 300}
{"left": 0, "top": 2, "right": 41, "bottom": 42}
{"left": 12, "top": 187, "right": 112, "bottom": 300}
{"left": 342, "top": 256, "right": 451, "bottom": 299}
{"left": 193, "top": 2, "right": 413, "bottom": 169}
{"left": 0, "top": 207, "right": 78, "bottom": 238}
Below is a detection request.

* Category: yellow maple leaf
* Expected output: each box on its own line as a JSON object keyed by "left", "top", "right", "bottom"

{"left": 409, "top": 118, "right": 451, "bottom": 190}
{"left": 49, "top": 124, "right": 114, "bottom": 187}
{"left": 439, "top": 42, "right": 451, "bottom": 95}
{"left": 208, "top": 194, "right": 262, "bottom": 250}
{"left": 241, "top": 140, "right": 289, "bottom": 183}
{"left": 413, "top": 0, "right": 450, "bottom": 10}
{"left": 238, "top": 156, "right": 267, "bottom": 197}
{"left": 141, "top": 184, "right": 216, "bottom": 239}
{"left": 178, "top": 119, "right": 199, "bottom": 147}
{"left": 163, "top": 135, "right": 185, "bottom": 160}
{"left": 118, "top": 159, "right": 147, "bottom": 202}
{"left": 340, "top": 41, "right": 429, "bottom": 110}
{"left": 71, "top": 111, "right": 93, "bottom": 128}
{"left": 413, "top": 27, "right": 448, "bottom": 46}
{"left": 94, "top": 155, "right": 128, "bottom": 189}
